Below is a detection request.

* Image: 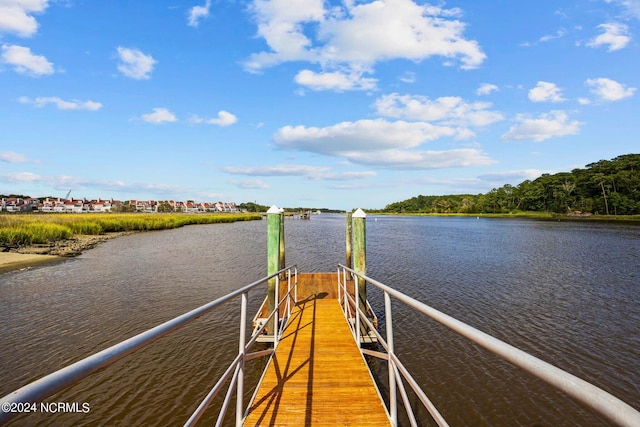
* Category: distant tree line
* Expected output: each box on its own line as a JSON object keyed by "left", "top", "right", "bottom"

{"left": 238, "top": 202, "right": 270, "bottom": 212}
{"left": 383, "top": 154, "right": 640, "bottom": 215}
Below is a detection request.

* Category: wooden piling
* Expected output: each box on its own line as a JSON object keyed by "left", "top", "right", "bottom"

{"left": 352, "top": 208, "right": 366, "bottom": 313}
{"left": 267, "top": 205, "right": 281, "bottom": 335}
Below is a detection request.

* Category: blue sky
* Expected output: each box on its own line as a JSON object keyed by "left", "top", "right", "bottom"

{"left": 1, "top": 0, "right": 638, "bottom": 210}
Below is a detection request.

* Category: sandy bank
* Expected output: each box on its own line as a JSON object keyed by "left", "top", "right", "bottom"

{"left": 1, "top": 232, "right": 134, "bottom": 274}
{"left": 0, "top": 252, "right": 64, "bottom": 274}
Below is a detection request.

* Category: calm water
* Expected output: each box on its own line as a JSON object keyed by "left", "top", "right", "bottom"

{"left": 0, "top": 215, "right": 638, "bottom": 426}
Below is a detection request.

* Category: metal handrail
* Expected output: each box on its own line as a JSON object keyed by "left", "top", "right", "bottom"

{"left": 337, "top": 264, "right": 640, "bottom": 427}
{"left": 0, "top": 265, "right": 298, "bottom": 427}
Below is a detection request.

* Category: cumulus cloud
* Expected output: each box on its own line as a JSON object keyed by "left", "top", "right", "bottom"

{"left": 374, "top": 93, "right": 504, "bottom": 127}
{"left": 19, "top": 96, "right": 102, "bottom": 111}
{"left": 0, "top": 0, "right": 49, "bottom": 37}
{"left": 528, "top": 81, "right": 566, "bottom": 103}
{"left": 344, "top": 148, "right": 496, "bottom": 170}
{"left": 245, "top": 0, "right": 485, "bottom": 89}
{"left": 501, "top": 111, "right": 583, "bottom": 142}
{"left": 274, "top": 119, "right": 472, "bottom": 157}
{"left": 477, "top": 83, "right": 498, "bottom": 96}
{"left": 294, "top": 69, "right": 377, "bottom": 91}
{"left": 187, "top": 0, "right": 212, "bottom": 27}
{"left": 0, "top": 151, "right": 28, "bottom": 163}
{"left": 586, "top": 77, "right": 636, "bottom": 101}
{"left": 140, "top": 108, "right": 177, "bottom": 124}
{"left": 1, "top": 44, "right": 54, "bottom": 76}
{"left": 116, "top": 46, "right": 157, "bottom": 80}
{"left": 587, "top": 22, "right": 631, "bottom": 51}
{"left": 189, "top": 111, "right": 238, "bottom": 126}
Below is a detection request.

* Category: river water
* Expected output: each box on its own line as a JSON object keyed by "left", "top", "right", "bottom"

{"left": 0, "top": 215, "right": 638, "bottom": 426}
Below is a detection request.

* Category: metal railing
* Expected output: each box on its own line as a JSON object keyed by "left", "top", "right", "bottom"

{"left": 0, "top": 265, "right": 298, "bottom": 427}
{"left": 337, "top": 264, "right": 640, "bottom": 427}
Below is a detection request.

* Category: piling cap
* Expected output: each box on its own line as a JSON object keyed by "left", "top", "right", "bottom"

{"left": 267, "top": 205, "right": 280, "bottom": 214}
{"left": 353, "top": 208, "right": 366, "bottom": 218}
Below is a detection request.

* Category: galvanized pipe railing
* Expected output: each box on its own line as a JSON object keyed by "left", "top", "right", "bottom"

{"left": 0, "top": 265, "right": 298, "bottom": 427}
{"left": 337, "top": 264, "right": 640, "bottom": 427}
{"left": 186, "top": 266, "right": 298, "bottom": 426}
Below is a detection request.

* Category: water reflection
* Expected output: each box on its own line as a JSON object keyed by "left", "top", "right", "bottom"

{"left": 1, "top": 215, "right": 638, "bottom": 426}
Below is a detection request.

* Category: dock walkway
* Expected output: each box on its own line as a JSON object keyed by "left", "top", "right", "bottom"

{"left": 244, "top": 274, "right": 390, "bottom": 426}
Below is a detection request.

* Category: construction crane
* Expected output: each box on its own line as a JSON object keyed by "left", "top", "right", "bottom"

{"left": 65, "top": 190, "right": 71, "bottom": 200}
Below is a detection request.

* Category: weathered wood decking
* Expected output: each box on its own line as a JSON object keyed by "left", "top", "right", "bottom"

{"left": 244, "top": 273, "right": 390, "bottom": 426}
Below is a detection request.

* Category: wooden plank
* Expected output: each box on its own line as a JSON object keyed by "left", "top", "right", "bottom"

{"left": 244, "top": 297, "right": 390, "bottom": 426}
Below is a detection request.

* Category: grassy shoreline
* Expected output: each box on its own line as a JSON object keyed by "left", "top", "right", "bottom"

{"left": 0, "top": 212, "right": 263, "bottom": 250}
{"left": 372, "top": 211, "right": 640, "bottom": 222}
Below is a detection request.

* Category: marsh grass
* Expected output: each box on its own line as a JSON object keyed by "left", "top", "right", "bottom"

{"left": 0, "top": 213, "right": 262, "bottom": 246}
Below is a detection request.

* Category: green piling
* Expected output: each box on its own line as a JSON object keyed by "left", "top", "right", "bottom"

{"left": 267, "top": 205, "right": 281, "bottom": 336}
{"left": 346, "top": 211, "right": 353, "bottom": 270}
{"left": 352, "top": 208, "right": 366, "bottom": 313}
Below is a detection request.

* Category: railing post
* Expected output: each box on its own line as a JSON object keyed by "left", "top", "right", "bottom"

{"left": 346, "top": 211, "right": 353, "bottom": 271}
{"left": 279, "top": 209, "right": 285, "bottom": 278}
{"left": 236, "top": 292, "right": 247, "bottom": 427}
{"left": 385, "top": 291, "right": 397, "bottom": 426}
{"left": 267, "top": 205, "right": 281, "bottom": 338}
{"left": 352, "top": 208, "right": 367, "bottom": 317}
{"left": 274, "top": 275, "right": 280, "bottom": 348}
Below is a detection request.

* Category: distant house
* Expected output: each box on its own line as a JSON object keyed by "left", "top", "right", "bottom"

{"left": 90, "top": 199, "right": 112, "bottom": 212}
{"left": 64, "top": 199, "right": 84, "bottom": 213}
{"left": 5, "top": 196, "right": 239, "bottom": 214}
{"left": 1, "top": 197, "right": 38, "bottom": 212}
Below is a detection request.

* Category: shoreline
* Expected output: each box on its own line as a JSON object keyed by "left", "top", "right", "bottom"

{"left": 0, "top": 232, "right": 133, "bottom": 274}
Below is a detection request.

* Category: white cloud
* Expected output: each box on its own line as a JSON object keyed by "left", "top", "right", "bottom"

{"left": 477, "top": 83, "right": 498, "bottom": 96}
{"left": 245, "top": 0, "right": 485, "bottom": 76}
{"left": 478, "top": 169, "right": 545, "bottom": 184}
{"left": 294, "top": 69, "right": 377, "bottom": 91}
{"left": 528, "top": 81, "right": 566, "bottom": 103}
{"left": 0, "top": 172, "right": 40, "bottom": 183}
{"left": 318, "top": 1, "right": 485, "bottom": 69}
{"left": 0, "top": 172, "right": 188, "bottom": 195}
{"left": 1, "top": 44, "right": 54, "bottom": 76}
{"left": 187, "top": 0, "right": 212, "bottom": 27}
{"left": 230, "top": 179, "right": 270, "bottom": 189}
{"left": 274, "top": 119, "right": 469, "bottom": 157}
{"left": 607, "top": 0, "right": 640, "bottom": 19}
{"left": 539, "top": 29, "right": 567, "bottom": 43}
{"left": 345, "top": 148, "right": 496, "bottom": 170}
{"left": 190, "top": 111, "right": 238, "bottom": 126}
{"left": 501, "top": 111, "right": 583, "bottom": 142}
{"left": 0, "top": 151, "right": 28, "bottom": 163}
{"left": 586, "top": 77, "right": 636, "bottom": 101}
{"left": 374, "top": 93, "right": 504, "bottom": 127}
{"left": 19, "top": 96, "right": 102, "bottom": 111}
{"left": 223, "top": 164, "right": 376, "bottom": 181}
{"left": 0, "top": 0, "right": 49, "bottom": 37}
{"left": 140, "top": 108, "right": 177, "bottom": 124}
{"left": 399, "top": 71, "right": 416, "bottom": 83}
{"left": 116, "top": 46, "right": 157, "bottom": 80}
{"left": 587, "top": 23, "right": 631, "bottom": 51}
{"left": 224, "top": 164, "right": 329, "bottom": 176}
{"left": 270, "top": 117, "right": 498, "bottom": 170}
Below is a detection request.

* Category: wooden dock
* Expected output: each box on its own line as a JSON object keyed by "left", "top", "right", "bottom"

{"left": 244, "top": 273, "right": 390, "bottom": 426}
